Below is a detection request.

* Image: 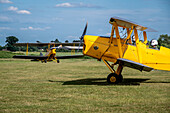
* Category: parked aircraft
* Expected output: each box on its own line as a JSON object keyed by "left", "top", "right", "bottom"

{"left": 13, "top": 42, "right": 83, "bottom": 63}
{"left": 78, "top": 17, "right": 170, "bottom": 84}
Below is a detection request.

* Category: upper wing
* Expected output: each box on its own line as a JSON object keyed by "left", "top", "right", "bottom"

{"left": 56, "top": 46, "right": 83, "bottom": 50}
{"left": 117, "top": 58, "right": 153, "bottom": 72}
{"left": 109, "top": 17, "right": 157, "bottom": 32}
{"left": 13, "top": 55, "right": 48, "bottom": 60}
{"left": 13, "top": 42, "right": 83, "bottom": 47}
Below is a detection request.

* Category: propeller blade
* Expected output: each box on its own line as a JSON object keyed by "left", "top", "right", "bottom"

{"left": 78, "top": 22, "right": 88, "bottom": 52}
{"left": 80, "top": 22, "right": 88, "bottom": 40}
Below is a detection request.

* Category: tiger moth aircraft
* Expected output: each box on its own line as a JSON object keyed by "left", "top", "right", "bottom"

{"left": 13, "top": 42, "right": 84, "bottom": 63}
{"left": 78, "top": 17, "right": 170, "bottom": 84}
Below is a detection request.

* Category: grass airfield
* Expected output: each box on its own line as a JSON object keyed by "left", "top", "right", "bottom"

{"left": 0, "top": 56, "right": 170, "bottom": 112}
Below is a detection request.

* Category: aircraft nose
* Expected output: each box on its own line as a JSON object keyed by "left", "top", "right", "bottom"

{"left": 82, "top": 35, "right": 98, "bottom": 55}
{"left": 83, "top": 35, "right": 111, "bottom": 59}
{"left": 82, "top": 35, "right": 88, "bottom": 54}
{"left": 82, "top": 37, "right": 86, "bottom": 54}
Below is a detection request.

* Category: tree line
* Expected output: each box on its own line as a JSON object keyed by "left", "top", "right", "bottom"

{"left": 0, "top": 36, "right": 81, "bottom": 52}
{"left": 0, "top": 34, "right": 169, "bottom": 51}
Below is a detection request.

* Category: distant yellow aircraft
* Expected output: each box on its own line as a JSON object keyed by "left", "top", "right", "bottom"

{"left": 13, "top": 42, "right": 83, "bottom": 63}
{"left": 79, "top": 17, "right": 170, "bottom": 84}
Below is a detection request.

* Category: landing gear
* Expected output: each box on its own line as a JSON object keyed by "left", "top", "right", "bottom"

{"left": 57, "top": 59, "right": 60, "bottom": 63}
{"left": 53, "top": 58, "right": 59, "bottom": 63}
{"left": 102, "top": 59, "right": 123, "bottom": 84}
{"left": 107, "top": 73, "right": 123, "bottom": 84}
{"left": 41, "top": 60, "right": 47, "bottom": 63}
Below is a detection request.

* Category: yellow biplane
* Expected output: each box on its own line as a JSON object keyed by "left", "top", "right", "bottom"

{"left": 13, "top": 42, "right": 83, "bottom": 63}
{"left": 79, "top": 17, "right": 170, "bottom": 84}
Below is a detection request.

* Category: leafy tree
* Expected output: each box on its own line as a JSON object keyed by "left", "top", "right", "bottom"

{"left": 51, "top": 38, "right": 60, "bottom": 43}
{"left": 36, "top": 41, "right": 41, "bottom": 43}
{"left": 73, "top": 40, "right": 80, "bottom": 42}
{"left": 55, "top": 38, "right": 60, "bottom": 43}
{"left": 0, "top": 45, "right": 5, "bottom": 51}
{"left": 6, "top": 36, "right": 19, "bottom": 45}
{"left": 0, "top": 45, "right": 2, "bottom": 50}
{"left": 158, "top": 34, "right": 170, "bottom": 48}
{"left": 5, "top": 36, "right": 19, "bottom": 51}
{"left": 65, "top": 40, "right": 69, "bottom": 43}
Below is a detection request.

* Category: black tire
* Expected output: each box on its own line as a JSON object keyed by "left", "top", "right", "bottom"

{"left": 107, "top": 73, "right": 123, "bottom": 84}
{"left": 44, "top": 60, "right": 47, "bottom": 63}
{"left": 57, "top": 59, "right": 60, "bottom": 63}
{"left": 118, "top": 74, "right": 123, "bottom": 83}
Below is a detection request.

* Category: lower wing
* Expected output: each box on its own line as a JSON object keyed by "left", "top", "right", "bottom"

{"left": 116, "top": 58, "right": 153, "bottom": 72}
{"left": 55, "top": 55, "right": 84, "bottom": 59}
{"left": 13, "top": 55, "right": 48, "bottom": 60}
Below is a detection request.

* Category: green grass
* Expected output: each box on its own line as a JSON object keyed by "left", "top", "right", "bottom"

{"left": 0, "top": 51, "right": 24, "bottom": 58}
{"left": 0, "top": 58, "right": 169, "bottom": 113}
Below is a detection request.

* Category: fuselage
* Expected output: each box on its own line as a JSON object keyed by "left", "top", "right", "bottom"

{"left": 83, "top": 35, "right": 170, "bottom": 71}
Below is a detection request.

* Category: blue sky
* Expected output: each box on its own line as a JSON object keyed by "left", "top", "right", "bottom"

{"left": 0, "top": 0, "right": 170, "bottom": 46}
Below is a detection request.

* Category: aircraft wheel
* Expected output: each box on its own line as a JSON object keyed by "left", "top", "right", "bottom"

{"left": 44, "top": 60, "right": 47, "bottom": 63}
{"left": 57, "top": 59, "right": 60, "bottom": 63}
{"left": 107, "top": 73, "right": 123, "bottom": 84}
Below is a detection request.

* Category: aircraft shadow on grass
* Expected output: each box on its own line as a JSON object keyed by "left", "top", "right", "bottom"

{"left": 48, "top": 78, "right": 155, "bottom": 86}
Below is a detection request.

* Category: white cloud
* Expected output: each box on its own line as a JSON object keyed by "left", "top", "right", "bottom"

{"left": 8, "top": 6, "right": 18, "bottom": 11}
{"left": 17, "top": 10, "right": 31, "bottom": 14}
{"left": 20, "top": 26, "right": 51, "bottom": 31}
{"left": 0, "top": 0, "right": 12, "bottom": 4}
{"left": 7, "top": 6, "right": 31, "bottom": 14}
{"left": 56, "top": 3, "right": 73, "bottom": 7}
{"left": 55, "top": 2, "right": 101, "bottom": 8}
{"left": 0, "top": 27, "right": 10, "bottom": 30}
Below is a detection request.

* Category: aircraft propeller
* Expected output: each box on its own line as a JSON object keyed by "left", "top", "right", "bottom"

{"left": 78, "top": 22, "right": 88, "bottom": 51}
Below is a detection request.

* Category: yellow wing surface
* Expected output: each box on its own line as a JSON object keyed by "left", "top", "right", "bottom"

{"left": 109, "top": 17, "right": 148, "bottom": 31}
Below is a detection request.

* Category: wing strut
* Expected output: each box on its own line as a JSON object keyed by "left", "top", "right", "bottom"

{"left": 102, "top": 58, "right": 115, "bottom": 73}
{"left": 114, "top": 22, "right": 123, "bottom": 58}
{"left": 26, "top": 43, "right": 28, "bottom": 56}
